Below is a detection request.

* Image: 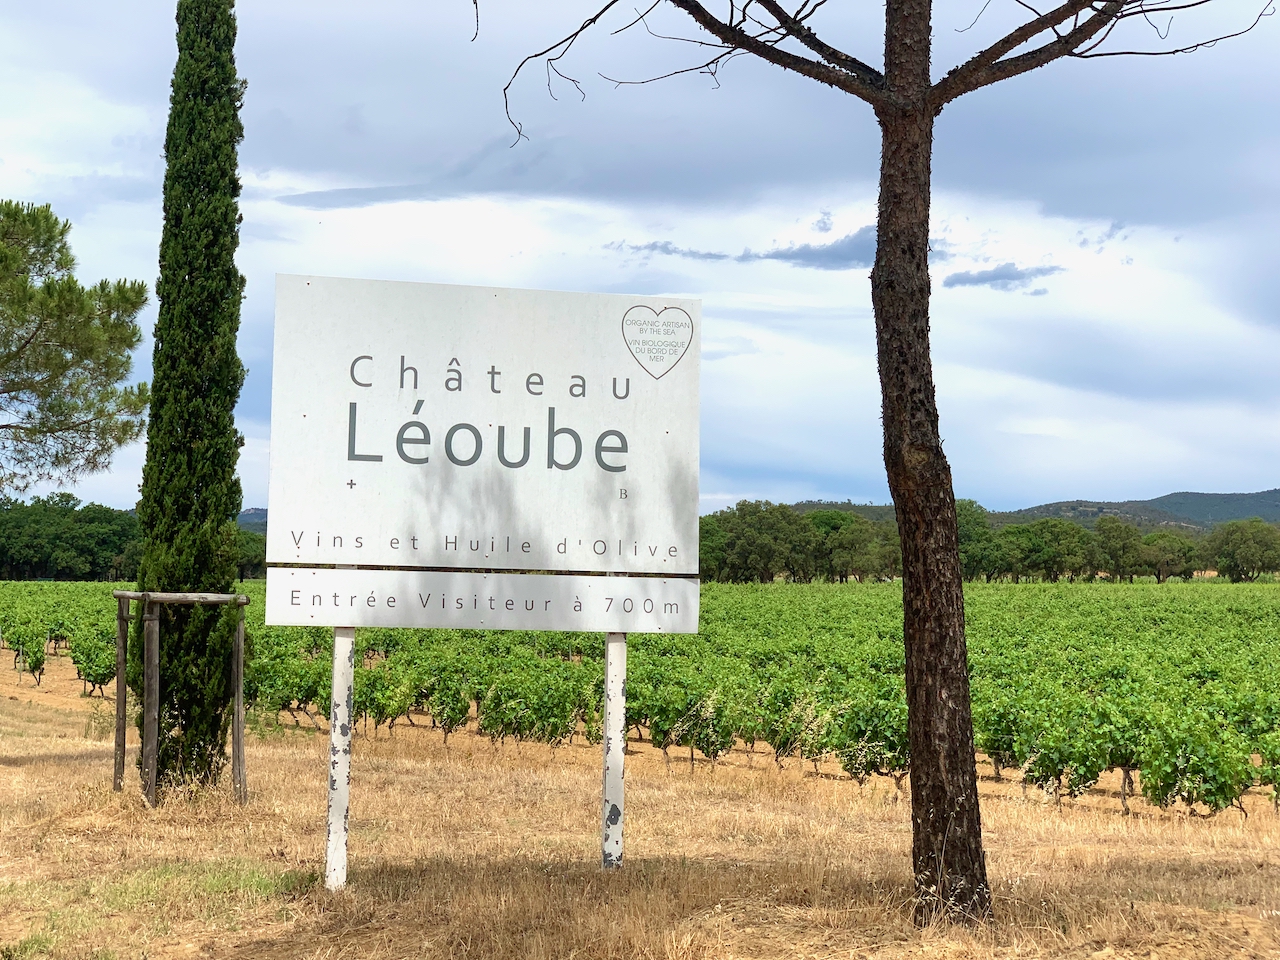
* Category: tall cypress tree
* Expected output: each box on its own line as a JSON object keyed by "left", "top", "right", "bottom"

{"left": 133, "top": 0, "right": 246, "bottom": 787}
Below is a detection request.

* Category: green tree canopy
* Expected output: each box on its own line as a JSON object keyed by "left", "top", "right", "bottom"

{"left": 698, "top": 513, "right": 729, "bottom": 581}
{"left": 0, "top": 494, "right": 140, "bottom": 580}
{"left": 1096, "top": 516, "right": 1145, "bottom": 582}
{"left": 698, "top": 502, "right": 901, "bottom": 584}
{"left": 0, "top": 201, "right": 149, "bottom": 492}
{"left": 956, "top": 499, "right": 1002, "bottom": 581}
{"left": 236, "top": 528, "right": 265, "bottom": 579}
{"left": 1204, "top": 519, "right": 1280, "bottom": 582}
{"left": 994, "top": 524, "right": 1037, "bottom": 583}
{"left": 1142, "top": 530, "right": 1198, "bottom": 583}
{"left": 716, "top": 500, "right": 819, "bottom": 582}
{"left": 1026, "top": 518, "right": 1097, "bottom": 583}
{"left": 826, "top": 513, "right": 901, "bottom": 583}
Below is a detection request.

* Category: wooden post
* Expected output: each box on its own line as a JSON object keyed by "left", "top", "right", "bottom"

{"left": 110, "top": 590, "right": 250, "bottom": 801}
{"left": 141, "top": 601, "right": 160, "bottom": 807}
{"left": 601, "top": 631, "right": 627, "bottom": 868}
{"left": 325, "top": 625, "right": 356, "bottom": 891}
{"left": 231, "top": 609, "right": 247, "bottom": 804}
{"left": 112, "top": 597, "right": 129, "bottom": 792}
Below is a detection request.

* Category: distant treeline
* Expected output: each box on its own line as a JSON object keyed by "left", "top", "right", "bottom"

{"left": 7, "top": 493, "right": 1275, "bottom": 585}
{"left": 0, "top": 494, "right": 266, "bottom": 581}
{"left": 954, "top": 502, "right": 1279, "bottom": 583}
{"left": 701, "top": 499, "right": 1280, "bottom": 583}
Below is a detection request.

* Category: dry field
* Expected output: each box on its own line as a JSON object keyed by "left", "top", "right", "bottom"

{"left": 2, "top": 654, "right": 1279, "bottom": 960}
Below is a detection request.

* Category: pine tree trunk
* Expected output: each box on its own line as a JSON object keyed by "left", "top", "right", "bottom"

{"left": 872, "top": 3, "right": 991, "bottom": 911}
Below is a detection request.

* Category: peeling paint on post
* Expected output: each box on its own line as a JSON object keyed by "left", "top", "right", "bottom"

{"left": 325, "top": 625, "right": 356, "bottom": 891}
{"left": 601, "top": 631, "right": 626, "bottom": 868}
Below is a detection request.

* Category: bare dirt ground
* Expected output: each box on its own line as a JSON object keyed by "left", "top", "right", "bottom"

{"left": 2, "top": 653, "right": 1279, "bottom": 960}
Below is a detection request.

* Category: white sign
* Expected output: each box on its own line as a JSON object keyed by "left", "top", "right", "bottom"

{"left": 266, "top": 567, "right": 698, "bottom": 633}
{"left": 266, "top": 275, "right": 700, "bottom": 576}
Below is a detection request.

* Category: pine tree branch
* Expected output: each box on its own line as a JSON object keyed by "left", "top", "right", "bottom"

{"left": 665, "top": 0, "right": 892, "bottom": 107}
{"left": 503, "top": 0, "right": 626, "bottom": 143}
{"left": 1076, "top": 0, "right": 1273, "bottom": 56}
{"left": 751, "top": 0, "right": 886, "bottom": 88}
{"left": 932, "top": 0, "right": 1126, "bottom": 105}
{"left": 966, "top": 0, "right": 1098, "bottom": 70}
{"left": 933, "top": 0, "right": 1270, "bottom": 106}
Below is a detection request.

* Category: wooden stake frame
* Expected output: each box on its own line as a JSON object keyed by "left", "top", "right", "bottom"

{"left": 111, "top": 590, "right": 250, "bottom": 805}
{"left": 142, "top": 602, "right": 159, "bottom": 806}
{"left": 112, "top": 597, "right": 129, "bottom": 792}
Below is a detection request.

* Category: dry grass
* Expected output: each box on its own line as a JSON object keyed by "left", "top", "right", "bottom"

{"left": 1, "top": 656, "right": 1278, "bottom": 959}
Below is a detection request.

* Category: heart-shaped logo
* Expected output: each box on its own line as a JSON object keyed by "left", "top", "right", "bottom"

{"left": 621, "top": 305, "right": 694, "bottom": 380}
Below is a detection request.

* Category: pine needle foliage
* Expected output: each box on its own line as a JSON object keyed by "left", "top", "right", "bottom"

{"left": 132, "top": 0, "right": 246, "bottom": 788}
{"left": 0, "top": 201, "right": 149, "bottom": 492}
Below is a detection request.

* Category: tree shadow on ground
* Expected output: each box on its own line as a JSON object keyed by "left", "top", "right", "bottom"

{"left": 227, "top": 853, "right": 915, "bottom": 960}
{"left": 222, "top": 847, "right": 1280, "bottom": 960}
{"left": 0, "top": 747, "right": 112, "bottom": 767}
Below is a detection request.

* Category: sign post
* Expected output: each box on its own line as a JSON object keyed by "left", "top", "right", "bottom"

{"left": 325, "top": 625, "right": 356, "bottom": 891}
{"left": 601, "top": 631, "right": 627, "bottom": 867}
{"left": 264, "top": 276, "right": 700, "bottom": 888}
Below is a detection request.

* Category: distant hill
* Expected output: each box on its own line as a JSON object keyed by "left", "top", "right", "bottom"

{"left": 988, "top": 489, "right": 1280, "bottom": 531}
{"left": 790, "top": 489, "right": 1280, "bottom": 531}
{"left": 237, "top": 508, "right": 267, "bottom": 535}
{"left": 1145, "top": 489, "right": 1280, "bottom": 525}
{"left": 987, "top": 499, "right": 1197, "bottom": 531}
{"left": 248, "top": 488, "right": 1277, "bottom": 538}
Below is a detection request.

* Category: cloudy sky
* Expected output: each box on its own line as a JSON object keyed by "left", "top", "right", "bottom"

{"left": 2, "top": 0, "right": 1277, "bottom": 512}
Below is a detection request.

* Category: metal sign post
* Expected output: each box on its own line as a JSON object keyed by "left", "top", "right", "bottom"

{"left": 601, "top": 631, "right": 627, "bottom": 867}
{"left": 326, "top": 625, "right": 356, "bottom": 891}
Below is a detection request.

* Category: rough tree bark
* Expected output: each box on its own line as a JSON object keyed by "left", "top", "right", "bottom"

{"left": 873, "top": 96, "right": 991, "bottom": 922}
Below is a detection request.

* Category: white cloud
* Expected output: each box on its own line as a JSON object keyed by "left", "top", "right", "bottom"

{"left": 24, "top": 177, "right": 1280, "bottom": 512}
{"left": 25, "top": 439, "right": 146, "bottom": 510}
{"left": 4, "top": 3, "right": 1277, "bottom": 516}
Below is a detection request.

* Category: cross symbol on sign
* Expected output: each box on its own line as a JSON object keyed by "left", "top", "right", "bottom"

{"left": 347, "top": 479, "right": 356, "bottom": 489}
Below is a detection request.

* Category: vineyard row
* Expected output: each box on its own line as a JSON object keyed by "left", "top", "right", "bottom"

{"left": 3, "top": 579, "right": 1278, "bottom": 816}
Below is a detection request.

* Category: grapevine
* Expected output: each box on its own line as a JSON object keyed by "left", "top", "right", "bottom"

{"left": 2, "top": 579, "right": 1278, "bottom": 816}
